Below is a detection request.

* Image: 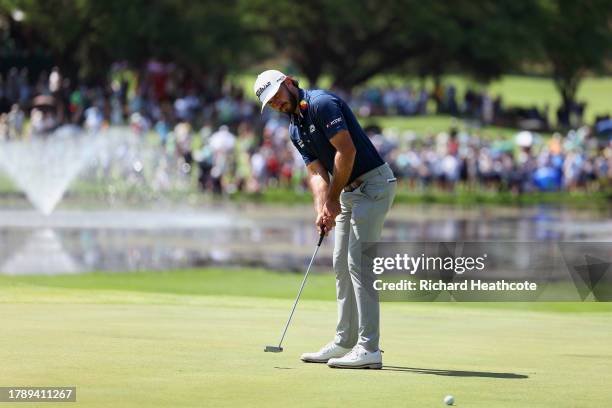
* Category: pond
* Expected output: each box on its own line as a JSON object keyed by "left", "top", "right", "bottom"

{"left": 1, "top": 203, "right": 610, "bottom": 275}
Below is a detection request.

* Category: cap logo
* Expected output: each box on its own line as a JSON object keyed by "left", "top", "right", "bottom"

{"left": 256, "top": 81, "right": 271, "bottom": 98}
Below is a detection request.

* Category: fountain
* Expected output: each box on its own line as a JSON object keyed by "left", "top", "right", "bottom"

{"left": 0, "top": 127, "right": 263, "bottom": 275}
{"left": 0, "top": 131, "right": 101, "bottom": 215}
{"left": 0, "top": 129, "right": 100, "bottom": 274}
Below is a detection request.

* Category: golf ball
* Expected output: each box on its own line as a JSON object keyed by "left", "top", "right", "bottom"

{"left": 444, "top": 395, "right": 455, "bottom": 405}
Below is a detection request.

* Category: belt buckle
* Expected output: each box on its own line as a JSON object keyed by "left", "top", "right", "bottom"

{"left": 344, "top": 180, "right": 362, "bottom": 193}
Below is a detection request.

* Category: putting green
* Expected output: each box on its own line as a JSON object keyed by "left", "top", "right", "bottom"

{"left": 1, "top": 270, "right": 611, "bottom": 407}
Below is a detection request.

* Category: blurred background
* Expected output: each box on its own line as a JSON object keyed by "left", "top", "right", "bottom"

{"left": 0, "top": 0, "right": 611, "bottom": 275}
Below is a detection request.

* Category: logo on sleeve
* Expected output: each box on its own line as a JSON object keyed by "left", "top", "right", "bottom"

{"left": 326, "top": 117, "right": 343, "bottom": 128}
{"left": 296, "top": 136, "right": 305, "bottom": 148}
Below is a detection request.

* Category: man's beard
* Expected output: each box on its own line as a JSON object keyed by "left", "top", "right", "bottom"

{"left": 281, "top": 87, "right": 298, "bottom": 114}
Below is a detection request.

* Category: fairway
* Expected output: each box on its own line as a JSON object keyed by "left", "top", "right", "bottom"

{"left": 1, "top": 269, "right": 611, "bottom": 407}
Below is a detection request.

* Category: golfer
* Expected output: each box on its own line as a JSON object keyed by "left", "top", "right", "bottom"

{"left": 254, "top": 70, "right": 396, "bottom": 369}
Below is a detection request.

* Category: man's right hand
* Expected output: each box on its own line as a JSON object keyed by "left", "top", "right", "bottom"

{"left": 316, "top": 211, "right": 335, "bottom": 235}
{"left": 306, "top": 160, "right": 335, "bottom": 236}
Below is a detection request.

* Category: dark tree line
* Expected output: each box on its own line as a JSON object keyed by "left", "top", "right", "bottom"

{"left": 1, "top": 0, "right": 611, "bottom": 110}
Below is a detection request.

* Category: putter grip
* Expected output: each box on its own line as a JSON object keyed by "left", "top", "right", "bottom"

{"left": 317, "top": 228, "right": 325, "bottom": 246}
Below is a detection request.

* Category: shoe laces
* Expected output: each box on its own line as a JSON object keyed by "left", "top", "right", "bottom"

{"left": 345, "top": 345, "right": 364, "bottom": 359}
{"left": 320, "top": 341, "right": 337, "bottom": 353}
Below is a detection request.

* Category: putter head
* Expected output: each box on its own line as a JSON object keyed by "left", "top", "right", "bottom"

{"left": 264, "top": 345, "right": 283, "bottom": 353}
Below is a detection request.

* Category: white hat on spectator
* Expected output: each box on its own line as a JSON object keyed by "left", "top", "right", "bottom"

{"left": 516, "top": 131, "right": 534, "bottom": 148}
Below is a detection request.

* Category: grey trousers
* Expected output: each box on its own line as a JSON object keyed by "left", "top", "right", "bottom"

{"left": 333, "top": 163, "right": 396, "bottom": 352}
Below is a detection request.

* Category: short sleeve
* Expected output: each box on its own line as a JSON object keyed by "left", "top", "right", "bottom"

{"left": 289, "top": 128, "right": 317, "bottom": 165}
{"left": 312, "top": 94, "right": 348, "bottom": 140}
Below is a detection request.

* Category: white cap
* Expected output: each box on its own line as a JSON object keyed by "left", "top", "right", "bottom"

{"left": 516, "top": 131, "right": 534, "bottom": 148}
{"left": 253, "top": 69, "right": 287, "bottom": 112}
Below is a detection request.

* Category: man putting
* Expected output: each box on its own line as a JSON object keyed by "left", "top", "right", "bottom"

{"left": 254, "top": 70, "right": 396, "bottom": 369}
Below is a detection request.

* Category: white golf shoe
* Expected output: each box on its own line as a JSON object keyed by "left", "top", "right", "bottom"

{"left": 300, "top": 341, "right": 352, "bottom": 363}
{"left": 327, "top": 344, "right": 382, "bottom": 369}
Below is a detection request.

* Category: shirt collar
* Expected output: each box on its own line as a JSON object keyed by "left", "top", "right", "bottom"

{"left": 298, "top": 88, "right": 308, "bottom": 102}
{"left": 291, "top": 88, "right": 309, "bottom": 124}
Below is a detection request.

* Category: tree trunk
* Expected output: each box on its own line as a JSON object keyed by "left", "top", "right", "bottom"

{"left": 554, "top": 70, "right": 581, "bottom": 111}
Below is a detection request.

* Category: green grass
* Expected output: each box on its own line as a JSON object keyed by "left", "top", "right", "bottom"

{"left": 0, "top": 268, "right": 336, "bottom": 301}
{"left": 233, "top": 73, "right": 612, "bottom": 124}
{"left": 230, "top": 186, "right": 612, "bottom": 209}
{"left": 361, "top": 114, "right": 523, "bottom": 139}
{"left": 392, "top": 185, "right": 612, "bottom": 207}
{"left": 488, "top": 76, "right": 612, "bottom": 123}
{"left": 1, "top": 267, "right": 611, "bottom": 407}
{"left": 362, "top": 74, "right": 612, "bottom": 124}
{"left": 2, "top": 267, "right": 612, "bottom": 313}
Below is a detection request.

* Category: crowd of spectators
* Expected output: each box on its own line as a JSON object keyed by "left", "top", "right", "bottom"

{"left": 0, "top": 63, "right": 610, "bottom": 196}
{"left": 386, "top": 127, "right": 611, "bottom": 193}
{"left": 193, "top": 121, "right": 612, "bottom": 195}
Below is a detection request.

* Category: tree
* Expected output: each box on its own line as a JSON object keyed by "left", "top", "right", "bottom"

{"left": 244, "top": 0, "right": 542, "bottom": 89}
{"left": 244, "top": 0, "right": 437, "bottom": 89}
{"left": 0, "top": 0, "right": 259, "bottom": 88}
{"left": 538, "top": 0, "right": 612, "bottom": 111}
{"left": 443, "top": 0, "right": 542, "bottom": 83}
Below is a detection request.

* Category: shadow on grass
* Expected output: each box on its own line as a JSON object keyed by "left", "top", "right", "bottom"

{"left": 383, "top": 366, "right": 528, "bottom": 379}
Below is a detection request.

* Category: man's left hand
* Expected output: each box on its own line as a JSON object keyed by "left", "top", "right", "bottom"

{"left": 322, "top": 198, "right": 341, "bottom": 227}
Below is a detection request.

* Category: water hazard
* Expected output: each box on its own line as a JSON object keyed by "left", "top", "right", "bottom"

{"left": 0, "top": 204, "right": 610, "bottom": 275}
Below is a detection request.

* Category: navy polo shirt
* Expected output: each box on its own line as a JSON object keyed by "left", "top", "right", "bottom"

{"left": 289, "top": 88, "right": 384, "bottom": 184}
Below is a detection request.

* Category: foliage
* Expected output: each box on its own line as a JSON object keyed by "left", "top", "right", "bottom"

{"left": 0, "top": 0, "right": 610, "bottom": 106}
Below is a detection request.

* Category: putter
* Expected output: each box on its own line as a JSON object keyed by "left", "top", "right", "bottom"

{"left": 265, "top": 228, "right": 326, "bottom": 353}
